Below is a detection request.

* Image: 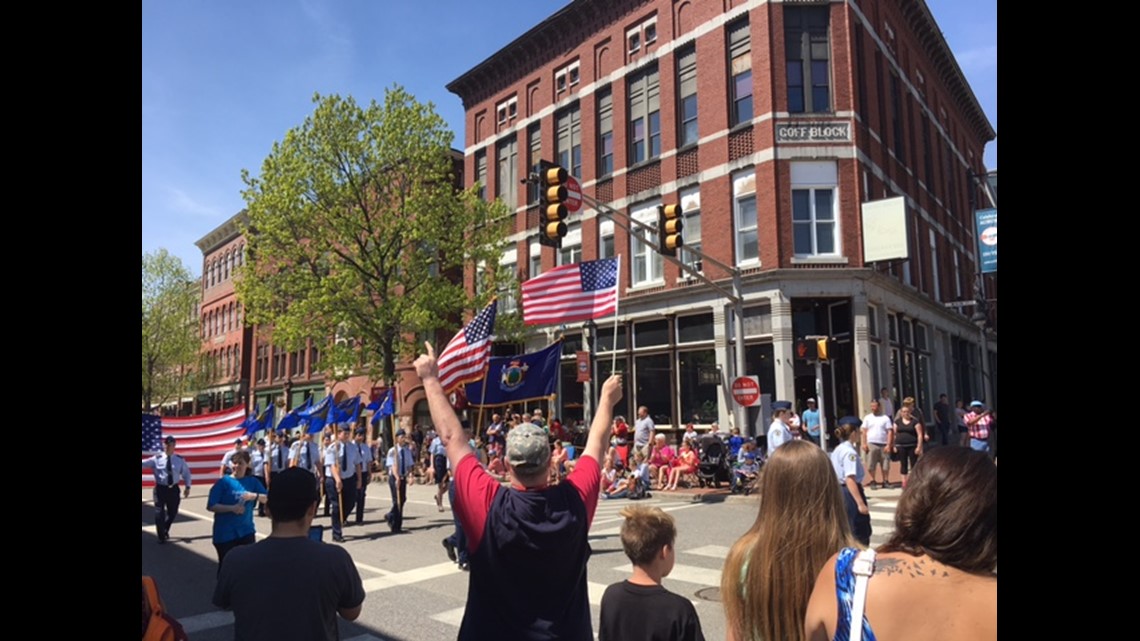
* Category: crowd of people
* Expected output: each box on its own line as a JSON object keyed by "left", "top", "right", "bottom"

{"left": 145, "top": 370, "right": 997, "bottom": 641}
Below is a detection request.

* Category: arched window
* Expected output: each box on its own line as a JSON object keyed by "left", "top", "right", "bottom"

{"left": 233, "top": 345, "right": 241, "bottom": 377}
{"left": 223, "top": 252, "right": 230, "bottom": 280}
{"left": 237, "top": 244, "right": 244, "bottom": 266}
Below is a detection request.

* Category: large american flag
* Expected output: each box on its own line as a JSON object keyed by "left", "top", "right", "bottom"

{"left": 436, "top": 300, "right": 497, "bottom": 394}
{"left": 140, "top": 407, "right": 249, "bottom": 487}
{"left": 521, "top": 257, "right": 618, "bottom": 326}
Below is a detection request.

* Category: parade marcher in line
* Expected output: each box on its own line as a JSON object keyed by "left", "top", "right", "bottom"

{"left": 385, "top": 428, "right": 415, "bottom": 533}
{"left": 415, "top": 341, "right": 622, "bottom": 640}
{"left": 802, "top": 398, "right": 822, "bottom": 447}
{"left": 352, "top": 427, "right": 373, "bottom": 525}
{"left": 599, "top": 506, "right": 705, "bottom": 641}
{"left": 932, "top": 393, "right": 952, "bottom": 447}
{"left": 965, "top": 400, "right": 995, "bottom": 456}
{"left": 321, "top": 429, "right": 348, "bottom": 543}
{"left": 213, "top": 467, "right": 365, "bottom": 641}
{"left": 142, "top": 435, "right": 192, "bottom": 544}
{"left": 336, "top": 425, "right": 362, "bottom": 530}
{"left": 767, "top": 402, "right": 794, "bottom": 454}
{"left": 250, "top": 438, "right": 269, "bottom": 517}
{"left": 861, "top": 400, "right": 894, "bottom": 490}
{"left": 831, "top": 417, "right": 871, "bottom": 546}
{"left": 207, "top": 450, "right": 267, "bottom": 575}
{"left": 267, "top": 429, "right": 290, "bottom": 487}
{"left": 219, "top": 438, "right": 245, "bottom": 477}
{"left": 891, "top": 404, "right": 925, "bottom": 489}
{"left": 430, "top": 428, "right": 448, "bottom": 512}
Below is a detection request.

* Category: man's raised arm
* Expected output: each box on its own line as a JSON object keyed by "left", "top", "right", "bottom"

{"left": 581, "top": 374, "right": 623, "bottom": 464}
{"left": 414, "top": 342, "right": 475, "bottom": 471}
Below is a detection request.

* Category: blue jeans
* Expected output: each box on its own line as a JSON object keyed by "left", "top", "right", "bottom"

{"left": 969, "top": 437, "right": 991, "bottom": 454}
{"left": 446, "top": 481, "right": 467, "bottom": 563}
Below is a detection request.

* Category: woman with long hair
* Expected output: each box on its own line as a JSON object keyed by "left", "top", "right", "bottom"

{"left": 722, "top": 440, "right": 855, "bottom": 641}
{"left": 805, "top": 446, "right": 997, "bottom": 641}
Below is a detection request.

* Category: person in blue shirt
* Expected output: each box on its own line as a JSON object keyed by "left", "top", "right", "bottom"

{"left": 802, "top": 398, "right": 822, "bottom": 447}
{"left": 207, "top": 450, "right": 266, "bottom": 574}
{"left": 142, "top": 435, "right": 192, "bottom": 544}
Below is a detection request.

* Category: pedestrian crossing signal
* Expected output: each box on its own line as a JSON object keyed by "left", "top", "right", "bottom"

{"left": 538, "top": 161, "right": 569, "bottom": 248}
{"left": 817, "top": 338, "right": 830, "bottom": 362}
{"left": 795, "top": 339, "right": 818, "bottom": 361}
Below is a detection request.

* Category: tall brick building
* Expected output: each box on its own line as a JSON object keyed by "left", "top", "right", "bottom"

{"left": 447, "top": 0, "right": 996, "bottom": 432}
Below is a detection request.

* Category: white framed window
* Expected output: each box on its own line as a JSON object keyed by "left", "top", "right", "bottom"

{"left": 929, "top": 230, "right": 941, "bottom": 301}
{"left": 733, "top": 170, "right": 759, "bottom": 265}
{"left": 556, "top": 105, "right": 582, "bottom": 179}
{"left": 599, "top": 219, "right": 615, "bottom": 259}
{"left": 676, "top": 44, "right": 698, "bottom": 147}
{"left": 558, "top": 224, "right": 582, "bottom": 266}
{"left": 529, "top": 241, "right": 542, "bottom": 278}
{"left": 496, "top": 136, "right": 518, "bottom": 209}
{"left": 791, "top": 161, "right": 839, "bottom": 257}
{"left": 496, "top": 96, "right": 517, "bottom": 129}
{"left": 868, "top": 304, "right": 879, "bottom": 338}
{"left": 627, "top": 15, "right": 657, "bottom": 56}
{"left": 499, "top": 249, "right": 518, "bottom": 314}
{"left": 627, "top": 66, "right": 661, "bottom": 165}
{"left": 679, "top": 186, "right": 702, "bottom": 273}
{"left": 645, "top": 21, "right": 657, "bottom": 44}
{"left": 630, "top": 200, "right": 663, "bottom": 286}
{"left": 555, "top": 60, "right": 581, "bottom": 96}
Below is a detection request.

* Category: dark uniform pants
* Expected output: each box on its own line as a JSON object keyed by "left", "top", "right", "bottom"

{"left": 386, "top": 475, "right": 407, "bottom": 532}
{"left": 253, "top": 476, "right": 267, "bottom": 516}
{"left": 843, "top": 484, "right": 873, "bottom": 546}
{"left": 153, "top": 484, "right": 181, "bottom": 541}
{"left": 325, "top": 477, "right": 356, "bottom": 539}
{"left": 353, "top": 473, "right": 370, "bottom": 523}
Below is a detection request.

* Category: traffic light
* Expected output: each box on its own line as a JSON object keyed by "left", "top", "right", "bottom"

{"left": 538, "top": 161, "right": 569, "bottom": 248}
{"left": 816, "top": 338, "right": 830, "bottom": 362}
{"left": 795, "top": 339, "right": 818, "bottom": 361}
{"left": 657, "top": 203, "right": 683, "bottom": 257}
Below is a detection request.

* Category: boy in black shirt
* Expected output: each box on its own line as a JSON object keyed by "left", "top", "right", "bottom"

{"left": 599, "top": 506, "right": 706, "bottom": 641}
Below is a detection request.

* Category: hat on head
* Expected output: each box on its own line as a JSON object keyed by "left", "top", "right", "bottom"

{"left": 772, "top": 400, "right": 793, "bottom": 411}
{"left": 506, "top": 423, "right": 550, "bottom": 471}
{"left": 970, "top": 400, "right": 984, "bottom": 408}
{"left": 838, "top": 416, "right": 862, "bottom": 427}
{"left": 234, "top": 438, "right": 244, "bottom": 445}
{"left": 339, "top": 424, "right": 352, "bottom": 432}
{"left": 354, "top": 427, "right": 366, "bottom": 436}
{"left": 256, "top": 438, "right": 266, "bottom": 446}
{"left": 164, "top": 435, "right": 176, "bottom": 444}
{"left": 806, "top": 398, "right": 816, "bottom": 404}
{"left": 395, "top": 428, "right": 407, "bottom": 437}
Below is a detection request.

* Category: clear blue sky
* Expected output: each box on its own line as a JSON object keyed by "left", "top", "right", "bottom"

{"left": 142, "top": 0, "right": 996, "bottom": 275}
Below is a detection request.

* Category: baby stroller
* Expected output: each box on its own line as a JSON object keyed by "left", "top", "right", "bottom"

{"left": 696, "top": 434, "right": 732, "bottom": 488}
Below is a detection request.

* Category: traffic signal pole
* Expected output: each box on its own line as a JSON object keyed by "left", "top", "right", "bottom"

{"left": 804, "top": 334, "right": 830, "bottom": 451}
{"left": 576, "top": 191, "right": 753, "bottom": 436}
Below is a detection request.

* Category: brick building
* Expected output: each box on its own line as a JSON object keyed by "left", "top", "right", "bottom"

{"left": 447, "top": 0, "right": 997, "bottom": 433}
{"left": 195, "top": 212, "right": 254, "bottom": 415}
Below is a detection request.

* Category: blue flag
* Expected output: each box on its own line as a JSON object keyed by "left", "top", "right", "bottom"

{"left": 371, "top": 390, "right": 394, "bottom": 426}
{"left": 277, "top": 397, "right": 312, "bottom": 432}
{"left": 300, "top": 395, "right": 332, "bottom": 434}
{"left": 464, "top": 342, "right": 561, "bottom": 407}
{"left": 241, "top": 403, "right": 262, "bottom": 435}
{"left": 253, "top": 404, "right": 275, "bottom": 434}
{"left": 332, "top": 396, "right": 361, "bottom": 425}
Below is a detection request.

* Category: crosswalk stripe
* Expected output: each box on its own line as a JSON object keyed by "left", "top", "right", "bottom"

{"left": 685, "top": 545, "right": 731, "bottom": 559}
{"left": 178, "top": 611, "right": 233, "bottom": 633}
{"left": 430, "top": 606, "right": 467, "bottom": 627}
{"left": 361, "top": 561, "right": 461, "bottom": 592}
{"left": 613, "top": 562, "right": 722, "bottom": 587}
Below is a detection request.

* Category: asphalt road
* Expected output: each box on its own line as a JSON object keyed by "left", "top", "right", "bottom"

{"left": 142, "top": 478, "right": 900, "bottom": 640}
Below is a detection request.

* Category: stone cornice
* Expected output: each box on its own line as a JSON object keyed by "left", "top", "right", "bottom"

{"left": 195, "top": 210, "right": 249, "bottom": 255}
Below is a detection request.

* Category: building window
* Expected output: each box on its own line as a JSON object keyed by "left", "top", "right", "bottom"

{"left": 475, "top": 149, "right": 487, "bottom": 200}
{"left": 627, "top": 15, "right": 657, "bottom": 57}
{"left": 630, "top": 200, "right": 664, "bottom": 285}
{"left": 676, "top": 44, "right": 698, "bottom": 147}
{"left": 529, "top": 241, "right": 542, "bottom": 278}
{"left": 890, "top": 73, "right": 904, "bottom": 158}
{"left": 679, "top": 186, "right": 702, "bottom": 273}
{"left": 733, "top": 171, "right": 759, "bottom": 265}
{"left": 555, "top": 60, "right": 581, "bottom": 97}
{"left": 499, "top": 251, "right": 518, "bottom": 314}
{"left": 869, "top": 342, "right": 881, "bottom": 394}
{"left": 496, "top": 136, "right": 518, "bottom": 210}
{"left": 868, "top": 304, "right": 879, "bottom": 338}
{"left": 597, "top": 88, "right": 614, "bottom": 176}
{"left": 953, "top": 250, "right": 962, "bottom": 298}
{"left": 558, "top": 223, "right": 582, "bottom": 266}
{"left": 645, "top": 22, "right": 657, "bottom": 44}
{"left": 627, "top": 66, "right": 661, "bottom": 165}
{"left": 309, "top": 344, "right": 320, "bottom": 376}
{"left": 929, "top": 230, "right": 941, "bottom": 301}
{"left": 628, "top": 31, "right": 640, "bottom": 53}
{"left": 921, "top": 114, "right": 934, "bottom": 187}
{"left": 599, "top": 219, "right": 615, "bottom": 259}
{"left": 527, "top": 123, "right": 542, "bottom": 204}
{"left": 785, "top": 5, "right": 831, "bottom": 113}
{"left": 791, "top": 161, "right": 839, "bottom": 257}
{"left": 496, "top": 96, "right": 518, "bottom": 130}
{"left": 556, "top": 105, "right": 582, "bottom": 179}
{"left": 728, "top": 18, "right": 752, "bottom": 127}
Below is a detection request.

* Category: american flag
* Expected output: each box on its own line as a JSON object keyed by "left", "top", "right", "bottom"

{"left": 521, "top": 257, "right": 618, "bottom": 326}
{"left": 141, "top": 407, "right": 249, "bottom": 487}
{"left": 436, "top": 300, "right": 497, "bottom": 394}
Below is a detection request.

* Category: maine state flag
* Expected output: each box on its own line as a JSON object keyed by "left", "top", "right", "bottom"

{"left": 464, "top": 341, "right": 561, "bottom": 407}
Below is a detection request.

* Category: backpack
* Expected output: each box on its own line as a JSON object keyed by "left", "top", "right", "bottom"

{"left": 142, "top": 576, "right": 189, "bottom": 641}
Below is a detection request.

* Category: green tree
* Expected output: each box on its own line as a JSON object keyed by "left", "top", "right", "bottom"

{"left": 237, "top": 88, "right": 511, "bottom": 385}
{"left": 142, "top": 249, "right": 201, "bottom": 411}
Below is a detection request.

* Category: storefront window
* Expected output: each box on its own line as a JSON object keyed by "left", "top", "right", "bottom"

{"left": 559, "top": 361, "right": 585, "bottom": 425}
{"left": 634, "top": 353, "right": 672, "bottom": 426}
{"left": 597, "top": 357, "right": 630, "bottom": 419}
{"left": 677, "top": 313, "right": 714, "bottom": 343}
{"left": 679, "top": 349, "right": 719, "bottom": 423}
{"left": 596, "top": 326, "right": 628, "bottom": 352}
{"left": 635, "top": 319, "right": 669, "bottom": 347}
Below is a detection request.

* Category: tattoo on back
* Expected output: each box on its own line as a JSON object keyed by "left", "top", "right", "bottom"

{"left": 873, "top": 557, "right": 946, "bottom": 579}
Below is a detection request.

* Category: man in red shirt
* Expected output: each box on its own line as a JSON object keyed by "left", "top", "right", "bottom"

{"left": 414, "top": 342, "right": 623, "bottom": 640}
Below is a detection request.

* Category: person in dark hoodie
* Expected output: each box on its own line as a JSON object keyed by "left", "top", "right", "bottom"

{"left": 414, "top": 341, "right": 623, "bottom": 641}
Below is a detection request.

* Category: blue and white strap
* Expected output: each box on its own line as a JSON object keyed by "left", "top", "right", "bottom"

{"left": 850, "top": 549, "right": 876, "bottom": 641}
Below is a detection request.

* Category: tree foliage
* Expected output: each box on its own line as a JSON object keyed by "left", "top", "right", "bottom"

{"left": 142, "top": 249, "right": 201, "bottom": 411}
{"left": 236, "top": 88, "right": 511, "bottom": 384}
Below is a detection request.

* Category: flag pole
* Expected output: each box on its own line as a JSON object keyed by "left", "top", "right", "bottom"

{"left": 611, "top": 255, "right": 621, "bottom": 374}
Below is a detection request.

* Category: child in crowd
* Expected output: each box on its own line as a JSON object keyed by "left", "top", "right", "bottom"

{"left": 599, "top": 506, "right": 705, "bottom": 641}
{"left": 731, "top": 451, "right": 760, "bottom": 494}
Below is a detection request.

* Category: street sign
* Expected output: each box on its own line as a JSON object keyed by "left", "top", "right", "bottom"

{"left": 731, "top": 375, "right": 761, "bottom": 407}
{"left": 564, "top": 175, "right": 582, "bottom": 212}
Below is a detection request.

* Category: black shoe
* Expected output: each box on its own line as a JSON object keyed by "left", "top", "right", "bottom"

{"left": 332, "top": 535, "right": 346, "bottom": 543}
{"left": 442, "top": 538, "right": 457, "bottom": 562}
{"left": 458, "top": 561, "right": 470, "bottom": 571}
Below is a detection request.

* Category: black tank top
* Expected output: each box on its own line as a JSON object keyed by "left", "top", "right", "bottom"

{"left": 894, "top": 418, "right": 919, "bottom": 446}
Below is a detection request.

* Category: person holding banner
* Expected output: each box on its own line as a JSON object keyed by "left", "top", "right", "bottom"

{"left": 414, "top": 340, "right": 623, "bottom": 640}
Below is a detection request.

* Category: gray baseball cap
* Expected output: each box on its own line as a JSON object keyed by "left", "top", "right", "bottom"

{"left": 506, "top": 423, "right": 550, "bottom": 471}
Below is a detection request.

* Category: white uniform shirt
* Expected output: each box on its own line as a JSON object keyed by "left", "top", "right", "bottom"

{"left": 767, "top": 420, "right": 792, "bottom": 452}
{"left": 831, "top": 441, "right": 864, "bottom": 484}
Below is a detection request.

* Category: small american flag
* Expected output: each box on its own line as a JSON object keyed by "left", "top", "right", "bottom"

{"left": 521, "top": 257, "right": 618, "bottom": 326}
{"left": 142, "top": 414, "right": 163, "bottom": 453}
{"left": 437, "top": 300, "right": 498, "bottom": 394}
